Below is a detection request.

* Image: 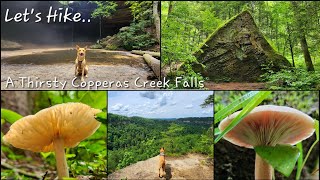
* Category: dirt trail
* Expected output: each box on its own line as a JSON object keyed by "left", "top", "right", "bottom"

{"left": 205, "top": 82, "right": 266, "bottom": 90}
{"left": 1, "top": 48, "right": 157, "bottom": 90}
{"left": 108, "top": 154, "right": 213, "bottom": 180}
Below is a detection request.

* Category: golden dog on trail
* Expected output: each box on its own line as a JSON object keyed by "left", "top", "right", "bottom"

{"left": 75, "top": 45, "right": 88, "bottom": 81}
{"left": 158, "top": 147, "right": 166, "bottom": 178}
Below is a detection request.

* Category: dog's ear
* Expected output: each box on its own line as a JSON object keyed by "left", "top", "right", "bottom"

{"left": 76, "top": 45, "right": 80, "bottom": 50}
{"left": 84, "top": 46, "right": 88, "bottom": 50}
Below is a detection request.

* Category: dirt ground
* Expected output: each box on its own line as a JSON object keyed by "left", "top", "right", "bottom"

{"left": 1, "top": 48, "right": 158, "bottom": 90}
{"left": 108, "top": 154, "right": 213, "bottom": 180}
{"left": 205, "top": 82, "right": 266, "bottom": 90}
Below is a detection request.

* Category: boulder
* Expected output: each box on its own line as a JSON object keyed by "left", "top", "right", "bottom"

{"left": 89, "top": 34, "right": 123, "bottom": 50}
{"left": 194, "top": 11, "right": 291, "bottom": 82}
{"left": 101, "top": 35, "right": 123, "bottom": 50}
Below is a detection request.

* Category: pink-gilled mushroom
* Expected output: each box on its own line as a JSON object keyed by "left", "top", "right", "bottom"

{"left": 218, "top": 105, "right": 315, "bottom": 180}
{"left": 3, "top": 102, "right": 102, "bottom": 179}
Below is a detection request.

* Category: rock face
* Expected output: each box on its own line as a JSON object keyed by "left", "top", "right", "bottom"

{"left": 194, "top": 11, "right": 291, "bottom": 82}
{"left": 108, "top": 154, "right": 213, "bottom": 179}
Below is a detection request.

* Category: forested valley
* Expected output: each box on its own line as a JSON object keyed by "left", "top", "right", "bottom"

{"left": 161, "top": 1, "right": 320, "bottom": 90}
{"left": 107, "top": 113, "right": 213, "bottom": 174}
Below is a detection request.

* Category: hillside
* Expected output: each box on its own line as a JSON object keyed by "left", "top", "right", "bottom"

{"left": 107, "top": 113, "right": 213, "bottom": 174}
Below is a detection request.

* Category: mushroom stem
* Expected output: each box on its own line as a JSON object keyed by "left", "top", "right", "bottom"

{"left": 53, "top": 137, "right": 69, "bottom": 178}
{"left": 255, "top": 153, "right": 272, "bottom": 180}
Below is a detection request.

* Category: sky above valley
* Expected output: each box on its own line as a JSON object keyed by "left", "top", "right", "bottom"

{"left": 108, "top": 91, "right": 213, "bottom": 118}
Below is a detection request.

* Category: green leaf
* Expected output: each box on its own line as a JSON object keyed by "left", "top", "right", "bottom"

{"left": 66, "top": 154, "right": 76, "bottom": 159}
{"left": 255, "top": 144, "right": 300, "bottom": 177}
{"left": 215, "top": 91, "right": 271, "bottom": 144}
{"left": 214, "top": 128, "right": 220, "bottom": 136}
{"left": 296, "top": 120, "right": 318, "bottom": 179}
{"left": 79, "top": 91, "right": 107, "bottom": 109}
{"left": 315, "top": 120, "right": 319, "bottom": 140}
{"left": 47, "top": 91, "right": 64, "bottom": 104}
{"left": 95, "top": 111, "right": 107, "bottom": 124}
{"left": 40, "top": 152, "right": 53, "bottom": 159}
{"left": 295, "top": 142, "right": 303, "bottom": 180}
{"left": 214, "top": 91, "right": 259, "bottom": 124}
{"left": 1, "top": 109, "right": 23, "bottom": 124}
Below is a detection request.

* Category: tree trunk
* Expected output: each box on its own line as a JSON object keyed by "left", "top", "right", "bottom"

{"left": 291, "top": 2, "right": 315, "bottom": 71}
{"left": 153, "top": 1, "right": 160, "bottom": 42}
{"left": 289, "top": 40, "right": 295, "bottom": 67}
{"left": 1, "top": 91, "right": 32, "bottom": 116}
{"left": 164, "top": 1, "right": 173, "bottom": 24}
{"left": 131, "top": 50, "right": 160, "bottom": 57}
{"left": 286, "top": 24, "right": 295, "bottom": 67}
{"left": 143, "top": 54, "right": 161, "bottom": 79}
{"left": 300, "top": 36, "right": 314, "bottom": 71}
{"left": 168, "top": 1, "right": 173, "bottom": 15}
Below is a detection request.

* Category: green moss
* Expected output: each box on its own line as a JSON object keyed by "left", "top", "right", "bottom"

{"left": 195, "top": 10, "right": 254, "bottom": 54}
{"left": 90, "top": 44, "right": 103, "bottom": 49}
{"left": 105, "top": 44, "right": 119, "bottom": 50}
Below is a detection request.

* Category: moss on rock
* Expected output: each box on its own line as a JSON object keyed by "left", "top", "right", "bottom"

{"left": 194, "top": 10, "right": 291, "bottom": 82}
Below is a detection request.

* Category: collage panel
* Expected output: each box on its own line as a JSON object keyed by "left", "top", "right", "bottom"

{"left": 107, "top": 91, "right": 214, "bottom": 179}
{"left": 1, "top": 1, "right": 160, "bottom": 90}
{"left": 161, "top": 1, "right": 320, "bottom": 90}
{"left": 214, "top": 91, "right": 319, "bottom": 179}
{"left": 1, "top": 0, "right": 320, "bottom": 180}
{"left": 1, "top": 91, "right": 107, "bottom": 179}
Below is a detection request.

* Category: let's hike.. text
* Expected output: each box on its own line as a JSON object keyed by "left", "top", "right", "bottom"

{"left": 4, "top": 6, "right": 90, "bottom": 23}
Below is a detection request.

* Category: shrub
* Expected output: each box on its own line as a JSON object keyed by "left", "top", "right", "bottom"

{"left": 261, "top": 67, "right": 320, "bottom": 90}
{"left": 117, "top": 20, "right": 157, "bottom": 50}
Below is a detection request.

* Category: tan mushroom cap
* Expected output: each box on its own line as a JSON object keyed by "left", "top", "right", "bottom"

{"left": 3, "top": 103, "right": 101, "bottom": 152}
{"left": 219, "top": 105, "right": 315, "bottom": 148}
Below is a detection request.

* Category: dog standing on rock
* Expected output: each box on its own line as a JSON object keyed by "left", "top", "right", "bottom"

{"left": 75, "top": 45, "right": 88, "bottom": 81}
{"left": 158, "top": 147, "right": 166, "bottom": 178}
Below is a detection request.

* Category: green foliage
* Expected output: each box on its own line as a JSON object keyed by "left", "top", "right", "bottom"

{"left": 201, "top": 94, "right": 214, "bottom": 107}
{"left": 33, "top": 91, "right": 107, "bottom": 112}
{"left": 69, "top": 124, "right": 107, "bottom": 177}
{"left": 162, "top": 1, "right": 320, "bottom": 85}
{"left": 296, "top": 120, "right": 319, "bottom": 180}
{"left": 255, "top": 145, "right": 300, "bottom": 177}
{"left": 214, "top": 91, "right": 259, "bottom": 125}
{"left": 261, "top": 68, "right": 320, "bottom": 90}
{"left": 1, "top": 108, "right": 23, "bottom": 124}
{"left": 165, "top": 58, "right": 206, "bottom": 89}
{"left": 161, "top": 123, "right": 185, "bottom": 154}
{"left": 108, "top": 113, "right": 213, "bottom": 173}
{"left": 91, "top": 1, "right": 117, "bottom": 18}
{"left": 162, "top": 2, "right": 222, "bottom": 88}
{"left": 93, "top": 1, "right": 157, "bottom": 51}
{"left": 117, "top": 20, "right": 157, "bottom": 50}
{"left": 125, "top": 1, "right": 153, "bottom": 22}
